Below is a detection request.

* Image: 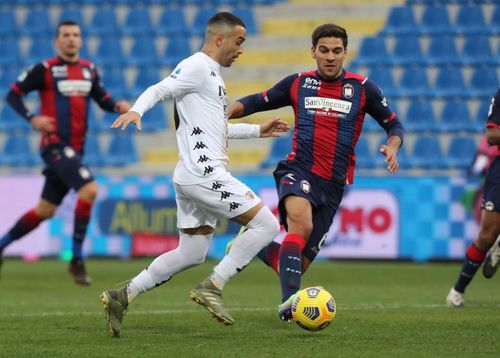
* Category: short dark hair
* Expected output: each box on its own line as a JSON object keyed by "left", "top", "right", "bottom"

{"left": 207, "top": 12, "right": 246, "bottom": 30}
{"left": 55, "top": 20, "right": 80, "bottom": 37}
{"left": 311, "top": 24, "right": 348, "bottom": 48}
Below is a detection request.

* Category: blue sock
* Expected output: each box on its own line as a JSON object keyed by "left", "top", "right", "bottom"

{"left": 0, "top": 233, "right": 13, "bottom": 250}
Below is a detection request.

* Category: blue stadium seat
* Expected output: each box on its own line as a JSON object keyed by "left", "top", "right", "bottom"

{"left": 121, "top": 8, "right": 153, "bottom": 36}
{"left": 355, "top": 136, "right": 374, "bottom": 169}
{"left": 232, "top": 6, "right": 257, "bottom": 35}
{"left": 446, "top": 136, "right": 476, "bottom": 169}
{"left": 454, "top": 5, "right": 487, "bottom": 35}
{"left": 128, "top": 37, "right": 159, "bottom": 67}
{"left": 352, "top": 36, "right": 389, "bottom": 66}
{"left": 83, "top": 135, "right": 104, "bottom": 167}
{"left": 0, "top": 38, "right": 21, "bottom": 67}
{"left": 0, "top": 134, "right": 34, "bottom": 166}
{"left": 367, "top": 67, "right": 396, "bottom": 98}
{"left": 58, "top": 8, "right": 85, "bottom": 27}
{"left": 0, "top": 67, "right": 20, "bottom": 97}
{"left": 404, "top": 99, "right": 437, "bottom": 132}
{"left": 161, "top": 38, "right": 192, "bottom": 68}
{"left": 87, "top": 9, "right": 119, "bottom": 36}
{"left": 142, "top": 104, "right": 169, "bottom": 132}
{"left": 388, "top": 35, "right": 424, "bottom": 66}
{"left": 425, "top": 35, "right": 459, "bottom": 66}
{"left": 432, "top": 67, "right": 465, "bottom": 99}
{"left": 190, "top": 6, "right": 219, "bottom": 37}
{"left": 398, "top": 67, "right": 431, "bottom": 98}
{"left": 410, "top": 136, "right": 444, "bottom": 169}
{"left": 418, "top": 6, "right": 452, "bottom": 35}
{"left": 106, "top": 133, "right": 139, "bottom": 166}
{"left": 260, "top": 133, "right": 292, "bottom": 169}
{"left": 0, "top": 105, "right": 32, "bottom": 133}
{"left": 473, "top": 100, "right": 492, "bottom": 132}
{"left": 460, "top": 35, "right": 495, "bottom": 66}
{"left": 129, "top": 67, "right": 161, "bottom": 98}
{"left": 94, "top": 37, "right": 125, "bottom": 66}
{"left": 491, "top": 5, "right": 500, "bottom": 35}
{"left": 24, "top": 37, "right": 55, "bottom": 65}
{"left": 468, "top": 67, "right": 499, "bottom": 99}
{"left": 381, "top": 6, "right": 417, "bottom": 35}
{"left": 438, "top": 99, "right": 474, "bottom": 132}
{"left": 0, "top": 9, "right": 18, "bottom": 37}
{"left": 21, "top": 9, "right": 52, "bottom": 37}
{"left": 87, "top": 105, "right": 107, "bottom": 133}
{"left": 156, "top": 8, "right": 188, "bottom": 36}
{"left": 100, "top": 66, "right": 128, "bottom": 99}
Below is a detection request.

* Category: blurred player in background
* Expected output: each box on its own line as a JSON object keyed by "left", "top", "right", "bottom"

{"left": 0, "top": 21, "right": 130, "bottom": 285}
{"left": 100, "top": 12, "right": 287, "bottom": 337}
{"left": 228, "top": 23, "right": 404, "bottom": 321}
{"left": 447, "top": 88, "right": 500, "bottom": 307}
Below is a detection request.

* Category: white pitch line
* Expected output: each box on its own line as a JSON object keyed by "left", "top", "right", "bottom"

{"left": 2, "top": 302, "right": 499, "bottom": 318}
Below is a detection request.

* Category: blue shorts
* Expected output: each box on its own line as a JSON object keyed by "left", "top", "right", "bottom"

{"left": 273, "top": 160, "right": 344, "bottom": 262}
{"left": 40, "top": 144, "right": 94, "bottom": 205}
{"left": 482, "top": 157, "right": 500, "bottom": 213}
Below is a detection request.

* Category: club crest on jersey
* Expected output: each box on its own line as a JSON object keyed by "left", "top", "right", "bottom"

{"left": 342, "top": 83, "right": 354, "bottom": 99}
{"left": 484, "top": 201, "right": 495, "bottom": 211}
{"left": 301, "top": 180, "right": 311, "bottom": 194}
{"left": 82, "top": 68, "right": 92, "bottom": 80}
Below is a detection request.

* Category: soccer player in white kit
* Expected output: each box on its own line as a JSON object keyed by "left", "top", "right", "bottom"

{"left": 100, "top": 12, "right": 287, "bottom": 337}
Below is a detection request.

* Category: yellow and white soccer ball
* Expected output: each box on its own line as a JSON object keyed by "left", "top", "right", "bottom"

{"left": 291, "top": 286, "right": 336, "bottom": 331}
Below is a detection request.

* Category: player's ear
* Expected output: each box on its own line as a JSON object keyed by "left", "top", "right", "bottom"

{"left": 311, "top": 46, "right": 317, "bottom": 60}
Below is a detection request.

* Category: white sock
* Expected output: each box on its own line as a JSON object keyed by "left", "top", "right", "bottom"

{"left": 126, "top": 232, "right": 212, "bottom": 302}
{"left": 211, "top": 207, "right": 279, "bottom": 289}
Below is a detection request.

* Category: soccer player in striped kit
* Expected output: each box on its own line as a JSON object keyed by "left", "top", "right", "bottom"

{"left": 0, "top": 21, "right": 130, "bottom": 285}
{"left": 447, "top": 88, "right": 500, "bottom": 307}
{"left": 228, "top": 23, "right": 405, "bottom": 320}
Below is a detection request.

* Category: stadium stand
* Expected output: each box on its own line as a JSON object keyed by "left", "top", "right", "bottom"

{"left": 0, "top": 0, "right": 497, "bottom": 174}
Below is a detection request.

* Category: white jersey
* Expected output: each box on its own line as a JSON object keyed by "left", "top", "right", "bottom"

{"left": 131, "top": 52, "right": 258, "bottom": 185}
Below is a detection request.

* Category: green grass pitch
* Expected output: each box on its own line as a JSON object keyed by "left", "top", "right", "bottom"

{"left": 0, "top": 258, "right": 499, "bottom": 357}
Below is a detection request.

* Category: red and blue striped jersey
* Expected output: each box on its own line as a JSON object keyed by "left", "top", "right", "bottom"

{"left": 239, "top": 69, "right": 404, "bottom": 184}
{"left": 8, "top": 57, "right": 116, "bottom": 153}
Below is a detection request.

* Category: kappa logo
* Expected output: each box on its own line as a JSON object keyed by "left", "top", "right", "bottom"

{"left": 169, "top": 67, "right": 181, "bottom": 79}
{"left": 203, "top": 166, "right": 214, "bottom": 175}
{"left": 193, "top": 141, "right": 207, "bottom": 150}
{"left": 210, "top": 71, "right": 217, "bottom": 77}
{"left": 229, "top": 202, "right": 242, "bottom": 211}
{"left": 191, "top": 127, "right": 205, "bottom": 135}
{"left": 212, "top": 181, "right": 224, "bottom": 190}
{"left": 197, "top": 155, "right": 210, "bottom": 163}
{"left": 220, "top": 191, "right": 232, "bottom": 200}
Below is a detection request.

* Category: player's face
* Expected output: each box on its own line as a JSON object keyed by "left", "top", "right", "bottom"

{"left": 55, "top": 25, "right": 82, "bottom": 60}
{"left": 219, "top": 26, "right": 246, "bottom": 67}
{"left": 312, "top": 37, "right": 346, "bottom": 80}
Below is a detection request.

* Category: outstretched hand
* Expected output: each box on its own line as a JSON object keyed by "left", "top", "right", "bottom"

{"left": 111, "top": 111, "right": 142, "bottom": 131}
{"left": 259, "top": 117, "right": 290, "bottom": 138}
{"left": 379, "top": 144, "right": 399, "bottom": 173}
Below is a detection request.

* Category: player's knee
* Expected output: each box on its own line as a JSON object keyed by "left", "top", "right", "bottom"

{"left": 249, "top": 207, "right": 280, "bottom": 238}
{"left": 78, "top": 181, "right": 98, "bottom": 202}
{"left": 35, "top": 202, "right": 57, "bottom": 219}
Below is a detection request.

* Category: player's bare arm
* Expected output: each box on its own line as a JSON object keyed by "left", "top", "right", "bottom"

{"left": 111, "top": 110, "right": 142, "bottom": 131}
{"left": 30, "top": 115, "right": 56, "bottom": 134}
{"left": 379, "top": 135, "right": 401, "bottom": 173}
{"left": 259, "top": 118, "right": 289, "bottom": 138}
{"left": 228, "top": 101, "right": 245, "bottom": 119}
